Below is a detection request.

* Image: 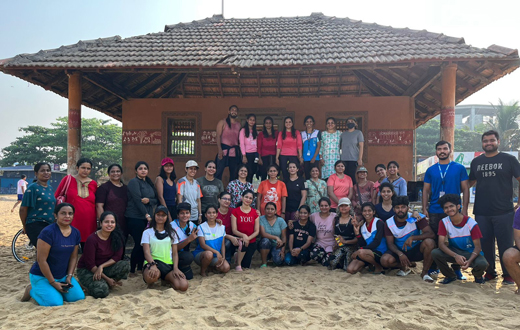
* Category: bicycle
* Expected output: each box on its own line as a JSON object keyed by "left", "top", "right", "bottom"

{"left": 12, "top": 228, "right": 36, "bottom": 263}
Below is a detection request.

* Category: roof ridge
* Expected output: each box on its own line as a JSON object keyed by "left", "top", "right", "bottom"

{"left": 163, "top": 13, "right": 466, "bottom": 45}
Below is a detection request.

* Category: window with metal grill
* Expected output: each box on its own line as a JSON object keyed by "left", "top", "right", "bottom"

{"left": 168, "top": 118, "right": 196, "bottom": 156}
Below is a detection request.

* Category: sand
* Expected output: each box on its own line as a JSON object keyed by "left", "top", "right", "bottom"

{"left": 0, "top": 194, "right": 517, "bottom": 330}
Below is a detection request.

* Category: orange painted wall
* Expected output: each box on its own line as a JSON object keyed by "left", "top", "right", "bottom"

{"left": 122, "top": 96, "right": 414, "bottom": 183}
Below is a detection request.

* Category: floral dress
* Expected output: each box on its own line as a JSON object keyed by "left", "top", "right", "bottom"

{"left": 320, "top": 130, "right": 341, "bottom": 179}
{"left": 226, "top": 179, "right": 256, "bottom": 208}
{"left": 305, "top": 179, "right": 328, "bottom": 214}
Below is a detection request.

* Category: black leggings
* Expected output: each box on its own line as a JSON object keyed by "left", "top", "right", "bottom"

{"left": 178, "top": 250, "right": 195, "bottom": 280}
{"left": 25, "top": 221, "right": 50, "bottom": 247}
{"left": 127, "top": 217, "right": 147, "bottom": 272}
{"left": 240, "top": 241, "right": 258, "bottom": 269}
{"left": 258, "top": 155, "right": 276, "bottom": 181}
{"left": 279, "top": 155, "right": 300, "bottom": 181}
{"left": 243, "top": 152, "right": 258, "bottom": 183}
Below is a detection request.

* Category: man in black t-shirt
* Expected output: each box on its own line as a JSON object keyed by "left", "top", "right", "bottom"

{"left": 469, "top": 130, "right": 520, "bottom": 284}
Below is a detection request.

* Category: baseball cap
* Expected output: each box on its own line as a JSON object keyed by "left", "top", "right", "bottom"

{"left": 155, "top": 205, "right": 169, "bottom": 215}
{"left": 357, "top": 166, "right": 368, "bottom": 173}
{"left": 346, "top": 116, "right": 357, "bottom": 123}
{"left": 338, "top": 197, "right": 352, "bottom": 206}
{"left": 185, "top": 160, "right": 199, "bottom": 168}
{"left": 161, "top": 158, "right": 174, "bottom": 166}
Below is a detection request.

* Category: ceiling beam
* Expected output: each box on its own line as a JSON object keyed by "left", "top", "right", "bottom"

{"left": 83, "top": 73, "right": 130, "bottom": 100}
{"left": 403, "top": 66, "right": 442, "bottom": 97}
{"left": 352, "top": 70, "right": 386, "bottom": 96}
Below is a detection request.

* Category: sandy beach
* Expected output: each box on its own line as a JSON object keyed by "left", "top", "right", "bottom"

{"left": 0, "top": 194, "right": 517, "bottom": 329}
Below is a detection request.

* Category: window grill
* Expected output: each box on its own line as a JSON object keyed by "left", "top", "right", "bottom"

{"left": 168, "top": 118, "right": 196, "bottom": 156}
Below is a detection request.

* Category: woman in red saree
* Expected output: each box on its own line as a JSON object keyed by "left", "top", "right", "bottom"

{"left": 55, "top": 158, "right": 97, "bottom": 245}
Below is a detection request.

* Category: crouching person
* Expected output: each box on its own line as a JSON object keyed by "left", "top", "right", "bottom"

{"left": 193, "top": 206, "right": 230, "bottom": 276}
{"left": 77, "top": 211, "right": 130, "bottom": 298}
{"left": 503, "top": 207, "right": 520, "bottom": 293}
{"left": 380, "top": 196, "right": 436, "bottom": 282}
{"left": 431, "top": 194, "right": 488, "bottom": 284}
{"left": 142, "top": 206, "right": 188, "bottom": 291}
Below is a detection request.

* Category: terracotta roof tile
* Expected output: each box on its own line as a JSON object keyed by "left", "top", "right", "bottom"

{"left": 2, "top": 13, "right": 517, "bottom": 69}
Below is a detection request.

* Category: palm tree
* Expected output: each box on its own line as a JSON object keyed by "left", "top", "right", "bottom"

{"left": 486, "top": 99, "right": 520, "bottom": 151}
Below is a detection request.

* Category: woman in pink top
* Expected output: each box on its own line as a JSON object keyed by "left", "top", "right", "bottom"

{"left": 327, "top": 160, "right": 354, "bottom": 212}
{"left": 276, "top": 116, "right": 303, "bottom": 181}
{"left": 239, "top": 114, "right": 258, "bottom": 183}
{"left": 309, "top": 197, "right": 336, "bottom": 266}
{"left": 257, "top": 116, "right": 279, "bottom": 181}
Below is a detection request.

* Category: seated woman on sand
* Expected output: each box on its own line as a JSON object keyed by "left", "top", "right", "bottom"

{"left": 285, "top": 205, "right": 316, "bottom": 266}
{"left": 21, "top": 203, "right": 85, "bottom": 306}
{"left": 76, "top": 211, "right": 130, "bottom": 298}
{"left": 193, "top": 205, "right": 230, "bottom": 276}
{"left": 309, "top": 197, "right": 336, "bottom": 267}
{"left": 231, "top": 189, "right": 260, "bottom": 271}
{"left": 347, "top": 202, "right": 388, "bottom": 275}
{"left": 142, "top": 206, "right": 188, "bottom": 291}
{"left": 259, "top": 202, "right": 287, "bottom": 267}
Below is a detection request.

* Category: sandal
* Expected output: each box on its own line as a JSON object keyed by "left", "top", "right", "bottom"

{"left": 422, "top": 274, "right": 434, "bottom": 283}
{"left": 235, "top": 266, "right": 243, "bottom": 272}
{"left": 260, "top": 264, "right": 267, "bottom": 268}
{"left": 396, "top": 269, "right": 412, "bottom": 277}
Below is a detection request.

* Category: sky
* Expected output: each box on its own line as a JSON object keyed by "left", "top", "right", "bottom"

{"left": 0, "top": 0, "right": 519, "bottom": 152}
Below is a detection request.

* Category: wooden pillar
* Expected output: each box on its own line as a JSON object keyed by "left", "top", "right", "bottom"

{"left": 67, "top": 72, "right": 82, "bottom": 175}
{"left": 440, "top": 64, "right": 457, "bottom": 150}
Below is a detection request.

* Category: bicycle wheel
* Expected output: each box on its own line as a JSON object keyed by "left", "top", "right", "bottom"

{"left": 12, "top": 229, "right": 36, "bottom": 263}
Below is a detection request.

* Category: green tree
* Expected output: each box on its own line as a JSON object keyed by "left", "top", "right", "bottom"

{"left": 1, "top": 117, "right": 122, "bottom": 178}
{"left": 486, "top": 99, "right": 520, "bottom": 151}
{"left": 416, "top": 118, "right": 483, "bottom": 157}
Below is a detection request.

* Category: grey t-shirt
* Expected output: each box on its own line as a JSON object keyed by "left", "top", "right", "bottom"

{"left": 196, "top": 176, "right": 224, "bottom": 213}
{"left": 340, "top": 130, "right": 364, "bottom": 161}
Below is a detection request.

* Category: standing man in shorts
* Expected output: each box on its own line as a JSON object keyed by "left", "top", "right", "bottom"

{"left": 469, "top": 130, "right": 520, "bottom": 284}
{"left": 340, "top": 117, "right": 364, "bottom": 184}
{"left": 11, "top": 175, "right": 27, "bottom": 212}
{"left": 215, "top": 105, "right": 241, "bottom": 181}
{"left": 381, "top": 196, "right": 436, "bottom": 282}
{"left": 422, "top": 140, "right": 469, "bottom": 279}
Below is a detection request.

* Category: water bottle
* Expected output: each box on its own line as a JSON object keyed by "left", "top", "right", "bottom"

{"left": 417, "top": 189, "right": 423, "bottom": 202}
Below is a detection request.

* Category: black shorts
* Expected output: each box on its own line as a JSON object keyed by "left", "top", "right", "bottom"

{"left": 143, "top": 260, "right": 173, "bottom": 282}
{"left": 25, "top": 221, "right": 50, "bottom": 247}
{"left": 384, "top": 243, "right": 424, "bottom": 262}
{"left": 357, "top": 249, "right": 384, "bottom": 266}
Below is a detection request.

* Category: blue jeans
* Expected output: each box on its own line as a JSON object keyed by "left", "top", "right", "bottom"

{"left": 29, "top": 274, "right": 85, "bottom": 306}
{"left": 285, "top": 248, "right": 311, "bottom": 266}
{"left": 259, "top": 237, "right": 284, "bottom": 266}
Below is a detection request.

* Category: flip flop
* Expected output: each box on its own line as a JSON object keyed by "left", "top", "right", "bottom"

{"left": 422, "top": 274, "right": 434, "bottom": 283}
{"left": 260, "top": 264, "right": 267, "bottom": 268}
{"left": 235, "top": 266, "right": 243, "bottom": 272}
{"left": 396, "top": 269, "right": 412, "bottom": 276}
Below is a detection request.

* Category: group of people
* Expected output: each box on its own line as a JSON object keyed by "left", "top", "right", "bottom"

{"left": 17, "top": 108, "right": 520, "bottom": 306}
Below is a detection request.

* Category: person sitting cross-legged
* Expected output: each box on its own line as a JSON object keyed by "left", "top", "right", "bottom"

{"left": 346, "top": 202, "right": 387, "bottom": 275}
{"left": 431, "top": 194, "right": 488, "bottom": 284}
{"left": 380, "top": 196, "right": 436, "bottom": 283}
{"left": 503, "top": 207, "right": 520, "bottom": 294}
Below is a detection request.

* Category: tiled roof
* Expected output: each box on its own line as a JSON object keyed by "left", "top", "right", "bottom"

{"left": 3, "top": 13, "right": 517, "bottom": 69}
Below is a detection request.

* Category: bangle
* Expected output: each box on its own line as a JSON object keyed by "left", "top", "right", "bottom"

{"left": 399, "top": 253, "right": 404, "bottom": 257}
{"left": 49, "top": 280, "right": 56, "bottom": 285}
{"left": 67, "top": 274, "right": 73, "bottom": 277}
{"left": 472, "top": 252, "right": 478, "bottom": 256}
{"left": 282, "top": 212, "right": 286, "bottom": 214}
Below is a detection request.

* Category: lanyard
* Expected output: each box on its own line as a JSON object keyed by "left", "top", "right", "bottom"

{"left": 437, "top": 162, "right": 451, "bottom": 190}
